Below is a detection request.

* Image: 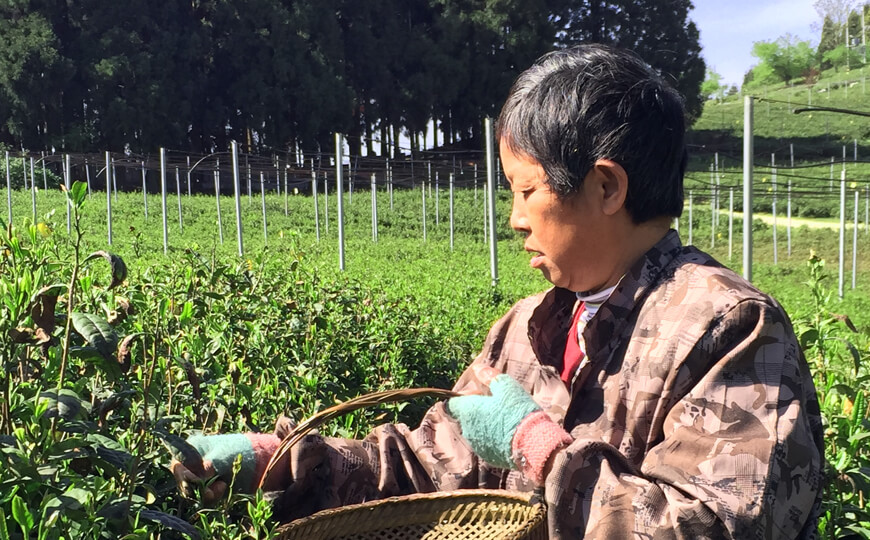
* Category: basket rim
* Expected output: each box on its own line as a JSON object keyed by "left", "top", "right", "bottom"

{"left": 275, "top": 488, "right": 546, "bottom": 534}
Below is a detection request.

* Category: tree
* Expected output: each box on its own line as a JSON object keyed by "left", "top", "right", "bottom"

{"left": 813, "top": 0, "right": 857, "bottom": 36}
{"left": 700, "top": 68, "right": 725, "bottom": 101}
{"left": 554, "top": 0, "right": 706, "bottom": 119}
{"left": 750, "top": 34, "right": 816, "bottom": 84}
{"left": 0, "top": 6, "right": 72, "bottom": 149}
{"left": 821, "top": 43, "right": 863, "bottom": 70}
{"left": 818, "top": 15, "right": 839, "bottom": 68}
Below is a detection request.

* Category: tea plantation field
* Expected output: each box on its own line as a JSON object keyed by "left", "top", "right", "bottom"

{"left": 1, "top": 182, "right": 869, "bottom": 538}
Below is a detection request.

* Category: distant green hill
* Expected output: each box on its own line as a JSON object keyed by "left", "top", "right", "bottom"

{"left": 689, "top": 66, "right": 870, "bottom": 164}
{"left": 685, "top": 66, "right": 870, "bottom": 218}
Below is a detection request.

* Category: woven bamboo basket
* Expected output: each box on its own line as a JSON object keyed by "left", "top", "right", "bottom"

{"left": 274, "top": 488, "right": 547, "bottom": 540}
{"left": 260, "top": 388, "right": 548, "bottom": 540}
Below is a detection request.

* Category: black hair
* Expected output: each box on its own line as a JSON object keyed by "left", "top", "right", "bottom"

{"left": 496, "top": 44, "right": 686, "bottom": 223}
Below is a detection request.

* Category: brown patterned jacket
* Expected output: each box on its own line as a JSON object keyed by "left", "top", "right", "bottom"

{"left": 273, "top": 230, "right": 823, "bottom": 539}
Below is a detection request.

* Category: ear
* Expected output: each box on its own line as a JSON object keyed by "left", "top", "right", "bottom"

{"left": 590, "top": 159, "right": 628, "bottom": 216}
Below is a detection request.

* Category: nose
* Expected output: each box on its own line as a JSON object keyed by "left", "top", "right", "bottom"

{"left": 509, "top": 193, "right": 529, "bottom": 233}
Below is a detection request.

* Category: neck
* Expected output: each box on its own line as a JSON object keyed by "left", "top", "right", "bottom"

{"left": 598, "top": 216, "right": 672, "bottom": 291}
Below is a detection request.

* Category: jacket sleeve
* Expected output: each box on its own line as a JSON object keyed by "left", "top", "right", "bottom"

{"left": 544, "top": 299, "right": 824, "bottom": 539}
{"left": 269, "top": 308, "right": 532, "bottom": 524}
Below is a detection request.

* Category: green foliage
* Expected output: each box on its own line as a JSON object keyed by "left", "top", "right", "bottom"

{"left": 4, "top": 173, "right": 870, "bottom": 537}
{"left": 701, "top": 69, "right": 725, "bottom": 101}
{"left": 0, "top": 184, "right": 538, "bottom": 537}
{"left": 751, "top": 34, "right": 817, "bottom": 85}
{"left": 822, "top": 44, "right": 864, "bottom": 72}
{"left": 554, "top": 0, "right": 706, "bottom": 119}
{"left": 0, "top": 1, "right": 707, "bottom": 154}
{"left": 793, "top": 254, "right": 870, "bottom": 537}
{"left": 0, "top": 156, "right": 63, "bottom": 191}
{"left": 818, "top": 15, "right": 840, "bottom": 70}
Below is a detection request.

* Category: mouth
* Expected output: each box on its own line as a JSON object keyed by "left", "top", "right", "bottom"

{"left": 526, "top": 247, "right": 545, "bottom": 269}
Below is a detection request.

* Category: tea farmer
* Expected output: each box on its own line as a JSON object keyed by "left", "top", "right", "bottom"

{"left": 172, "top": 44, "right": 823, "bottom": 538}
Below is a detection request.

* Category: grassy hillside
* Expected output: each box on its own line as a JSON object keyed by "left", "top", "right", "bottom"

{"left": 686, "top": 65, "right": 870, "bottom": 219}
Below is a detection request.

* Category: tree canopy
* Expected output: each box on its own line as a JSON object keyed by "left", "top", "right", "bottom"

{"left": 0, "top": 0, "right": 706, "bottom": 155}
{"left": 749, "top": 34, "right": 816, "bottom": 86}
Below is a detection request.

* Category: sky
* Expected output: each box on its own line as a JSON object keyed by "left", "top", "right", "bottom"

{"left": 690, "top": 0, "right": 820, "bottom": 87}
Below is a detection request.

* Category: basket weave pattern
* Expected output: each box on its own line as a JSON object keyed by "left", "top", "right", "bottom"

{"left": 275, "top": 489, "right": 548, "bottom": 540}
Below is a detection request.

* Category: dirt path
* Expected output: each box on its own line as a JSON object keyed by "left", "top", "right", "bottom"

{"left": 728, "top": 211, "right": 858, "bottom": 230}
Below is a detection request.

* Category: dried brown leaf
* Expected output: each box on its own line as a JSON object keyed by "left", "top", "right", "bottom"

{"left": 832, "top": 313, "right": 858, "bottom": 333}
{"left": 10, "top": 327, "right": 35, "bottom": 343}
{"left": 31, "top": 293, "right": 57, "bottom": 337}
{"left": 116, "top": 334, "right": 138, "bottom": 374}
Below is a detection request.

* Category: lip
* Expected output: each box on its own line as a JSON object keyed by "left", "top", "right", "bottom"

{"left": 525, "top": 246, "right": 545, "bottom": 268}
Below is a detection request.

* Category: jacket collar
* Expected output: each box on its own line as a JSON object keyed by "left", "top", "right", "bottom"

{"left": 527, "top": 229, "right": 685, "bottom": 369}
{"left": 583, "top": 229, "right": 684, "bottom": 362}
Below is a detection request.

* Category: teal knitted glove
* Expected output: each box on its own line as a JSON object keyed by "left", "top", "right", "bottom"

{"left": 186, "top": 433, "right": 281, "bottom": 492}
{"left": 446, "top": 374, "right": 541, "bottom": 469}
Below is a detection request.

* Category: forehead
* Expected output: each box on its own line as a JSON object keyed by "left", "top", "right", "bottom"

{"left": 499, "top": 140, "right": 545, "bottom": 185}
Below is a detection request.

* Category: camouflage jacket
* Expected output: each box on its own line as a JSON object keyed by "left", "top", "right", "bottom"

{"left": 274, "top": 230, "right": 824, "bottom": 539}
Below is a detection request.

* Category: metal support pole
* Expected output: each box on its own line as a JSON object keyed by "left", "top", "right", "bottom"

{"left": 787, "top": 180, "right": 792, "bottom": 256}
{"left": 65, "top": 154, "right": 71, "bottom": 233}
{"left": 853, "top": 190, "right": 859, "bottom": 290}
{"left": 335, "top": 133, "right": 346, "bottom": 271}
{"left": 231, "top": 141, "right": 244, "bottom": 257}
{"left": 42, "top": 152, "right": 47, "bottom": 190}
{"left": 839, "top": 169, "right": 846, "bottom": 299}
{"left": 422, "top": 179, "right": 427, "bottom": 242}
{"left": 4, "top": 151, "right": 10, "bottom": 223}
{"left": 709, "top": 164, "right": 715, "bottom": 248}
{"left": 103, "top": 153, "right": 111, "bottom": 245}
{"left": 323, "top": 172, "right": 329, "bottom": 235}
{"left": 85, "top": 160, "right": 91, "bottom": 196}
{"left": 214, "top": 162, "right": 223, "bottom": 244}
{"left": 371, "top": 173, "right": 378, "bottom": 242}
{"left": 312, "top": 161, "right": 319, "bottom": 241}
{"left": 435, "top": 172, "right": 440, "bottom": 226}
{"left": 29, "top": 157, "right": 36, "bottom": 225}
{"left": 449, "top": 172, "right": 455, "bottom": 250}
{"left": 260, "top": 172, "right": 268, "bottom": 243}
{"left": 485, "top": 118, "right": 499, "bottom": 287}
{"left": 728, "top": 189, "right": 734, "bottom": 260}
{"left": 142, "top": 161, "right": 148, "bottom": 219}
{"left": 388, "top": 159, "right": 393, "bottom": 211}
{"left": 772, "top": 164, "right": 777, "bottom": 265}
{"left": 175, "top": 167, "right": 183, "bottom": 233}
{"left": 743, "top": 96, "right": 754, "bottom": 282}
{"left": 160, "top": 149, "right": 168, "bottom": 254}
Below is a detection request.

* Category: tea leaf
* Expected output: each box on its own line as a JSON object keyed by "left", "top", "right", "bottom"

{"left": 71, "top": 312, "right": 119, "bottom": 361}
{"left": 10, "top": 495, "right": 33, "bottom": 537}
{"left": 139, "top": 509, "right": 201, "bottom": 540}
{"left": 0, "top": 507, "right": 9, "bottom": 540}
{"left": 82, "top": 250, "right": 127, "bottom": 289}
{"left": 39, "top": 389, "right": 88, "bottom": 421}
{"left": 829, "top": 337, "right": 863, "bottom": 376}
{"left": 67, "top": 181, "right": 88, "bottom": 208}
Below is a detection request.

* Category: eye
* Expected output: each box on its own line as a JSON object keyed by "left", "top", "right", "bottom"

{"left": 515, "top": 186, "right": 534, "bottom": 198}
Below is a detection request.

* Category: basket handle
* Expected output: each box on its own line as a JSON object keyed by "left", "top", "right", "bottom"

{"left": 259, "top": 387, "right": 458, "bottom": 489}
